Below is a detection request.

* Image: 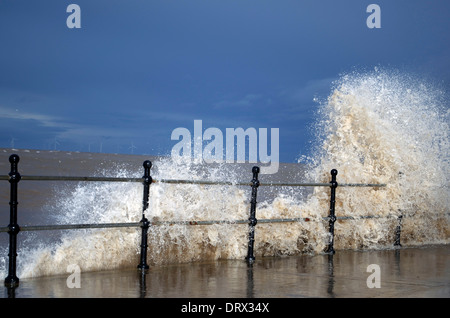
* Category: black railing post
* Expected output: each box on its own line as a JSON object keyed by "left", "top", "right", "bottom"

{"left": 4, "top": 154, "right": 21, "bottom": 288}
{"left": 394, "top": 214, "right": 402, "bottom": 247}
{"left": 246, "top": 166, "right": 260, "bottom": 264}
{"left": 326, "top": 169, "right": 338, "bottom": 254}
{"left": 137, "top": 160, "right": 152, "bottom": 270}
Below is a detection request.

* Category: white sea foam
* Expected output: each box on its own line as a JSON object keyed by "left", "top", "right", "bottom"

{"left": 303, "top": 69, "right": 449, "bottom": 249}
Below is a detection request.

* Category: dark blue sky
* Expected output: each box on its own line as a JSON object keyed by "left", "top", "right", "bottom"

{"left": 1, "top": 0, "right": 449, "bottom": 162}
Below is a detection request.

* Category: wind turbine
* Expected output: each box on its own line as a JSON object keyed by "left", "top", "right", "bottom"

{"left": 129, "top": 141, "right": 137, "bottom": 154}
{"left": 53, "top": 138, "right": 60, "bottom": 150}
{"left": 9, "top": 136, "right": 17, "bottom": 149}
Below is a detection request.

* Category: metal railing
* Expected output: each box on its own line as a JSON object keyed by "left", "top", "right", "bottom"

{"left": 1, "top": 153, "right": 388, "bottom": 289}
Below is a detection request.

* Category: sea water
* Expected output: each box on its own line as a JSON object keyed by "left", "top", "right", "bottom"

{"left": 0, "top": 69, "right": 448, "bottom": 280}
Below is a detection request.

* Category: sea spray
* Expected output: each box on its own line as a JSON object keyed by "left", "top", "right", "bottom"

{"left": 303, "top": 69, "right": 449, "bottom": 249}
{"left": 14, "top": 167, "right": 144, "bottom": 278}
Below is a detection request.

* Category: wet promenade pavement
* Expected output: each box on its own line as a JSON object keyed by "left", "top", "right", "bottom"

{"left": 3, "top": 245, "right": 449, "bottom": 299}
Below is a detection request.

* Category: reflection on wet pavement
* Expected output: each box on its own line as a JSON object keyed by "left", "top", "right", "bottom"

{"left": 4, "top": 245, "right": 449, "bottom": 298}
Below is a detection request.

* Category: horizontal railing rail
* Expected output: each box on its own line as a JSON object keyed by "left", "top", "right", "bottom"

{"left": 0, "top": 175, "right": 143, "bottom": 182}
{"left": 1, "top": 213, "right": 414, "bottom": 234}
{"left": 0, "top": 174, "right": 386, "bottom": 188}
{"left": 0, "top": 222, "right": 141, "bottom": 232}
{"left": 2, "top": 153, "right": 391, "bottom": 291}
